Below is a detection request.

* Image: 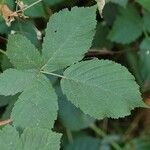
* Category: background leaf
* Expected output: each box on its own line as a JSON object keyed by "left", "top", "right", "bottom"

{"left": 139, "top": 38, "right": 150, "bottom": 85}
{"left": 108, "top": 5, "right": 142, "bottom": 44}
{"left": 65, "top": 136, "right": 101, "bottom": 150}
{"left": 107, "top": 0, "right": 128, "bottom": 7}
{"left": 143, "top": 11, "right": 150, "bottom": 33}
{"left": 136, "top": 0, "right": 150, "bottom": 12}
{"left": 58, "top": 95, "right": 95, "bottom": 131}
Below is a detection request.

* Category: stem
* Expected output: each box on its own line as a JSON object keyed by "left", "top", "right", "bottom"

{"left": 0, "top": 49, "right": 7, "bottom": 55}
{"left": 90, "top": 124, "right": 106, "bottom": 137}
{"left": 143, "top": 25, "right": 149, "bottom": 38}
{"left": 124, "top": 113, "right": 143, "bottom": 141}
{"left": 66, "top": 129, "right": 73, "bottom": 143}
{"left": 22, "top": 0, "right": 42, "bottom": 12}
{"left": 143, "top": 30, "right": 149, "bottom": 38}
{"left": 0, "top": 119, "right": 12, "bottom": 126}
{"left": 40, "top": 70, "right": 66, "bottom": 79}
{"left": 90, "top": 124, "right": 123, "bottom": 150}
{"left": 12, "top": 0, "right": 42, "bottom": 15}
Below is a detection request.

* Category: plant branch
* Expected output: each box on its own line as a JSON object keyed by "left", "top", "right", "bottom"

{"left": 143, "top": 25, "right": 149, "bottom": 38}
{"left": 66, "top": 129, "right": 73, "bottom": 143}
{"left": 0, "top": 49, "right": 7, "bottom": 55}
{"left": 90, "top": 124, "right": 123, "bottom": 150}
{"left": 0, "top": 119, "right": 12, "bottom": 126}
{"left": 12, "top": 0, "right": 43, "bottom": 15}
{"left": 124, "top": 112, "right": 143, "bottom": 141}
{"left": 85, "top": 49, "right": 124, "bottom": 57}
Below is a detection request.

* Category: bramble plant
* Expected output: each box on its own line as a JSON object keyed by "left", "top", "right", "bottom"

{"left": 0, "top": 0, "right": 149, "bottom": 149}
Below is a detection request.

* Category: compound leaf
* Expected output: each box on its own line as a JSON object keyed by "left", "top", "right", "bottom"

{"left": 61, "top": 60, "right": 145, "bottom": 119}
{"left": 42, "top": 6, "right": 97, "bottom": 72}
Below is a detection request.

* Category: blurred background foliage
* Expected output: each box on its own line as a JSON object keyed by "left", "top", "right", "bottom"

{"left": 0, "top": 0, "right": 150, "bottom": 149}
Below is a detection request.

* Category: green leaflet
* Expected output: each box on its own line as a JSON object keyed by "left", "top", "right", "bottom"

{"left": 61, "top": 59, "right": 146, "bottom": 119}
{"left": 42, "top": 6, "right": 97, "bottom": 72}
{"left": 11, "top": 74, "right": 58, "bottom": 129}
{"left": 21, "top": 128, "right": 61, "bottom": 150}
{"left": 0, "top": 69, "right": 37, "bottom": 96}
{"left": 7, "top": 34, "right": 44, "bottom": 70}
{"left": 108, "top": 5, "right": 143, "bottom": 44}
{"left": 0, "top": 125, "right": 20, "bottom": 150}
{"left": 0, "top": 68, "right": 58, "bottom": 129}
{"left": 0, "top": 125, "right": 62, "bottom": 150}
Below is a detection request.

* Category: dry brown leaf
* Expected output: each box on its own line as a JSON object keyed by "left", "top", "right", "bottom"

{"left": 0, "top": 4, "right": 18, "bottom": 26}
